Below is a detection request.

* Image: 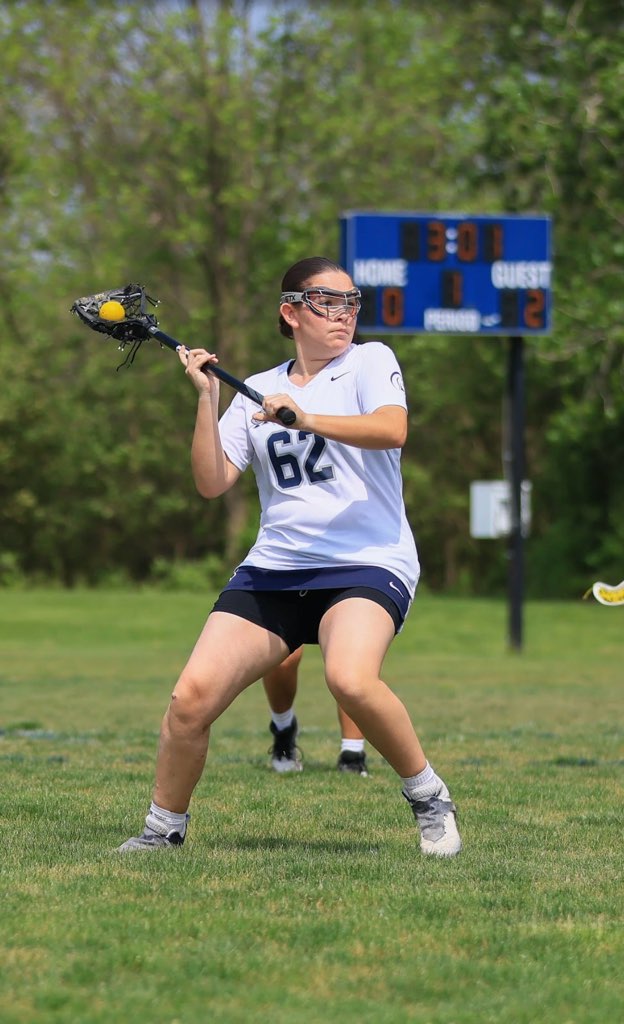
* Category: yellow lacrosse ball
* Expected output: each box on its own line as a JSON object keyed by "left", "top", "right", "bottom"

{"left": 99, "top": 300, "right": 126, "bottom": 322}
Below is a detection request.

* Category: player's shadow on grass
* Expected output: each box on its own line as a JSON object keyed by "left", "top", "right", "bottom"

{"left": 214, "top": 835, "right": 377, "bottom": 854}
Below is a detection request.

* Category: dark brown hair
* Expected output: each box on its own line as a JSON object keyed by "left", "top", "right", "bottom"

{"left": 279, "top": 256, "right": 346, "bottom": 339}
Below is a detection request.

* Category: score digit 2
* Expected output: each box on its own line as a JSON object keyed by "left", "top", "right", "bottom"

{"left": 524, "top": 288, "right": 546, "bottom": 330}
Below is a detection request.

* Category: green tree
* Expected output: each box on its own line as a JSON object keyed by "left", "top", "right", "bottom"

{"left": 2, "top": 0, "right": 622, "bottom": 595}
{"left": 461, "top": 0, "right": 624, "bottom": 593}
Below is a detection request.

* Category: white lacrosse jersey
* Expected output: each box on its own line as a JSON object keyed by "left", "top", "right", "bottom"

{"left": 217, "top": 341, "right": 420, "bottom": 597}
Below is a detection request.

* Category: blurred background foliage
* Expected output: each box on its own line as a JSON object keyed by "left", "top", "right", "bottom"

{"left": 1, "top": 0, "right": 622, "bottom": 596}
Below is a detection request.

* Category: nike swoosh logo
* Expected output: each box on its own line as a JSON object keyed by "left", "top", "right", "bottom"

{"left": 388, "top": 581, "right": 403, "bottom": 595}
{"left": 330, "top": 372, "right": 350, "bottom": 381}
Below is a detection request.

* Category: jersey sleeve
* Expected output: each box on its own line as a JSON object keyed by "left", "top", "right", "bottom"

{"left": 218, "top": 392, "right": 254, "bottom": 472}
{"left": 356, "top": 342, "right": 408, "bottom": 414}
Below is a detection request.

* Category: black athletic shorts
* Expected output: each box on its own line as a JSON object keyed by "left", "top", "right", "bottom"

{"left": 211, "top": 586, "right": 403, "bottom": 653}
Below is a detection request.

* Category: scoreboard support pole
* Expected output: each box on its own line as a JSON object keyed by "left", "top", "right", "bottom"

{"left": 506, "top": 336, "right": 525, "bottom": 651}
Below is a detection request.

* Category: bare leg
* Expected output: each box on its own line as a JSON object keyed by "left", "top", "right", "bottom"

{"left": 337, "top": 704, "right": 365, "bottom": 741}
{"left": 153, "top": 612, "right": 289, "bottom": 812}
{"left": 319, "top": 599, "right": 426, "bottom": 778}
{"left": 320, "top": 599, "right": 462, "bottom": 857}
{"left": 262, "top": 646, "right": 304, "bottom": 712}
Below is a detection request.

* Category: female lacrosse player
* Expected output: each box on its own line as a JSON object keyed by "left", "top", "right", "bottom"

{"left": 119, "top": 256, "right": 461, "bottom": 857}
{"left": 263, "top": 646, "right": 370, "bottom": 776}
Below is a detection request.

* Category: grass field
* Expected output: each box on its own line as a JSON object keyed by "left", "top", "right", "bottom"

{"left": 1, "top": 588, "right": 622, "bottom": 1024}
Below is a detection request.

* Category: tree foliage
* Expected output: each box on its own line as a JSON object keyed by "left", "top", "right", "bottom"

{"left": 1, "top": 0, "right": 622, "bottom": 594}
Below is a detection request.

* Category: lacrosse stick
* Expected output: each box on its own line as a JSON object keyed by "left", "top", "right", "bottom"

{"left": 70, "top": 284, "right": 296, "bottom": 426}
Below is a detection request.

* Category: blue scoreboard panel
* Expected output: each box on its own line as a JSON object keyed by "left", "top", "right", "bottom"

{"left": 340, "top": 211, "right": 552, "bottom": 335}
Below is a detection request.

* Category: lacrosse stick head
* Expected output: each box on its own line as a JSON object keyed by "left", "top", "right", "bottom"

{"left": 583, "top": 580, "right": 624, "bottom": 606}
{"left": 71, "top": 284, "right": 159, "bottom": 346}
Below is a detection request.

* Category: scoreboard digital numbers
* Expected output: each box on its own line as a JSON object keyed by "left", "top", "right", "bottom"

{"left": 340, "top": 211, "right": 552, "bottom": 335}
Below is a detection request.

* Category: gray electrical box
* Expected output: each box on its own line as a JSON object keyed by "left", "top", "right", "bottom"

{"left": 470, "top": 480, "right": 532, "bottom": 539}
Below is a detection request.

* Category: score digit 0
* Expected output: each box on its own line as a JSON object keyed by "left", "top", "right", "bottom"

{"left": 381, "top": 287, "right": 404, "bottom": 327}
{"left": 457, "top": 221, "right": 478, "bottom": 262}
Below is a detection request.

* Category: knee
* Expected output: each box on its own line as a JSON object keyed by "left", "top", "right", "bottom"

{"left": 325, "top": 665, "right": 373, "bottom": 707}
{"left": 167, "top": 674, "right": 212, "bottom": 734}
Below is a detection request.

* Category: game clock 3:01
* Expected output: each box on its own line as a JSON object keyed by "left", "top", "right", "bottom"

{"left": 340, "top": 212, "right": 552, "bottom": 336}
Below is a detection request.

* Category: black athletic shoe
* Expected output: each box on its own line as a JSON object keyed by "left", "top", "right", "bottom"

{"left": 269, "top": 718, "right": 303, "bottom": 773}
{"left": 337, "top": 749, "right": 369, "bottom": 777}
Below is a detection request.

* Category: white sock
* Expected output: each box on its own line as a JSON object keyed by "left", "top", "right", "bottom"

{"left": 271, "top": 708, "right": 295, "bottom": 731}
{"left": 146, "top": 801, "right": 188, "bottom": 836}
{"left": 401, "top": 762, "right": 438, "bottom": 800}
{"left": 341, "top": 738, "right": 365, "bottom": 753}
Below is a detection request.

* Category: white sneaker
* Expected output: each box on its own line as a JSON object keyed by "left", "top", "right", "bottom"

{"left": 117, "top": 813, "right": 190, "bottom": 852}
{"left": 403, "top": 780, "right": 462, "bottom": 857}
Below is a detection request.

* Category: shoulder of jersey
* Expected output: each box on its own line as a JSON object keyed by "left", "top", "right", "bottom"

{"left": 352, "top": 340, "right": 392, "bottom": 361}
{"left": 244, "top": 360, "right": 291, "bottom": 390}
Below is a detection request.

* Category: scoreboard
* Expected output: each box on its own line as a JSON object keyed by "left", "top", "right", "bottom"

{"left": 340, "top": 211, "right": 553, "bottom": 335}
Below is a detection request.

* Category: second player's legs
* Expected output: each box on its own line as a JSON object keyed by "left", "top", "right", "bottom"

{"left": 263, "top": 645, "right": 364, "bottom": 740}
{"left": 262, "top": 646, "right": 303, "bottom": 712}
{"left": 337, "top": 704, "right": 364, "bottom": 739}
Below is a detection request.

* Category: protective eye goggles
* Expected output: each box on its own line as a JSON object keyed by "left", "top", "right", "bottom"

{"left": 280, "top": 287, "right": 362, "bottom": 319}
